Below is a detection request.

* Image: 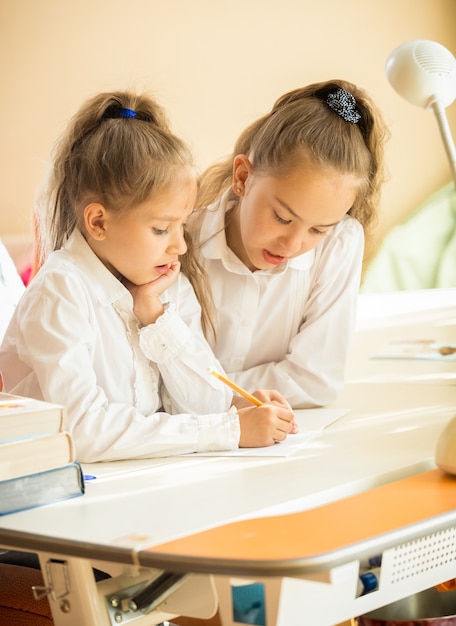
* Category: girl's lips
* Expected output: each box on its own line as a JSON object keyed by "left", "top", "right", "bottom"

{"left": 155, "top": 263, "right": 170, "bottom": 275}
{"left": 262, "top": 249, "right": 286, "bottom": 266}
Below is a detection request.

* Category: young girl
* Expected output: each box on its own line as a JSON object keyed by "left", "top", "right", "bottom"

{"left": 0, "top": 90, "right": 295, "bottom": 462}
{"left": 183, "top": 79, "right": 389, "bottom": 409}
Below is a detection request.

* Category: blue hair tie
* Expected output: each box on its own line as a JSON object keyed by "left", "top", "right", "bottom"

{"left": 120, "top": 108, "right": 137, "bottom": 118}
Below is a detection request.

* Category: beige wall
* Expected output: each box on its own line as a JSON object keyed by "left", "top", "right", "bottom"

{"left": 1, "top": 0, "right": 455, "bottom": 251}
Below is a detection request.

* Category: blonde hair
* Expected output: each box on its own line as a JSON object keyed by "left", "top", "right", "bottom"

{"left": 35, "top": 90, "right": 214, "bottom": 337}
{"left": 197, "top": 79, "right": 389, "bottom": 264}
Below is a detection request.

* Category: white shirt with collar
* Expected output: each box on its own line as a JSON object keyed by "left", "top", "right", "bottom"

{"left": 183, "top": 191, "right": 364, "bottom": 408}
{"left": 0, "top": 229, "right": 238, "bottom": 461}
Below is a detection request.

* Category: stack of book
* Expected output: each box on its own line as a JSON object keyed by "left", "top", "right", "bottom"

{"left": 0, "top": 392, "right": 85, "bottom": 515}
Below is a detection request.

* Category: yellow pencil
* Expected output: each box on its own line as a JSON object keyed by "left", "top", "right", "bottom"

{"left": 209, "top": 369, "right": 263, "bottom": 406}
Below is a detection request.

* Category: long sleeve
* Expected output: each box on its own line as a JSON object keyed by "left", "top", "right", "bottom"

{"left": 139, "top": 301, "right": 233, "bottom": 415}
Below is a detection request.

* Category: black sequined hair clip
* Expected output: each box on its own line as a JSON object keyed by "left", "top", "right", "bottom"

{"left": 326, "top": 88, "right": 361, "bottom": 124}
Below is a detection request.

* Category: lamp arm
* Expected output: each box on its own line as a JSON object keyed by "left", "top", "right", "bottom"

{"left": 430, "top": 100, "right": 456, "bottom": 188}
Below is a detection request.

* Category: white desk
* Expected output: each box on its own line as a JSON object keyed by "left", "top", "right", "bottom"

{"left": 347, "top": 288, "right": 455, "bottom": 385}
{"left": 0, "top": 289, "right": 455, "bottom": 626}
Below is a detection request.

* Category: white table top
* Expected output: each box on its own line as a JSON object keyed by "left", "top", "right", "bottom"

{"left": 347, "top": 288, "right": 455, "bottom": 384}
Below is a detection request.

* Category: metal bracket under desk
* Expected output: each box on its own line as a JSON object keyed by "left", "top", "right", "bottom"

{"left": 35, "top": 553, "right": 218, "bottom": 626}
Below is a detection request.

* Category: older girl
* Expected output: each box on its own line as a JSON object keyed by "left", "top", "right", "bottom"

{"left": 184, "top": 79, "right": 389, "bottom": 408}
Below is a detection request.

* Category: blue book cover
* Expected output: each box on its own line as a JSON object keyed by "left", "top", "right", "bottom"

{"left": 0, "top": 462, "right": 85, "bottom": 516}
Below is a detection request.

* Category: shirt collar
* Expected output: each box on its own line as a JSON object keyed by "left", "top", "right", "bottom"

{"left": 64, "top": 230, "right": 129, "bottom": 306}
{"left": 200, "top": 190, "right": 315, "bottom": 274}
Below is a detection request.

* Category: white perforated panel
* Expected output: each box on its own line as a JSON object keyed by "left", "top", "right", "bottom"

{"left": 382, "top": 527, "right": 456, "bottom": 586}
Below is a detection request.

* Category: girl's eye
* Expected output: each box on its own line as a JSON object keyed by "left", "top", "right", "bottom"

{"left": 311, "top": 227, "right": 327, "bottom": 236}
{"left": 273, "top": 211, "right": 291, "bottom": 225}
{"left": 153, "top": 227, "right": 168, "bottom": 235}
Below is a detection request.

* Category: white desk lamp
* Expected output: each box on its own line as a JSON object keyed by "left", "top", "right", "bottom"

{"left": 385, "top": 39, "right": 456, "bottom": 188}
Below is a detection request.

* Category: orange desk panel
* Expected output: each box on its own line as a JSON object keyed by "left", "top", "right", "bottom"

{"left": 141, "top": 469, "right": 456, "bottom": 576}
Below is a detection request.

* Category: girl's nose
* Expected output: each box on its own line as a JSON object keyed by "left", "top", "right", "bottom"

{"left": 280, "top": 230, "right": 307, "bottom": 256}
{"left": 168, "top": 230, "right": 187, "bottom": 255}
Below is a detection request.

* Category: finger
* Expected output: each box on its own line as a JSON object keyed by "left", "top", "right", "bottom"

{"left": 275, "top": 415, "right": 296, "bottom": 435}
{"left": 253, "top": 389, "right": 290, "bottom": 407}
{"left": 272, "top": 429, "right": 288, "bottom": 442}
{"left": 277, "top": 408, "right": 295, "bottom": 423}
{"left": 249, "top": 389, "right": 269, "bottom": 403}
{"left": 167, "top": 260, "right": 181, "bottom": 274}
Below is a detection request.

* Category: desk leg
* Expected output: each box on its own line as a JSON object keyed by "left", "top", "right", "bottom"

{"left": 37, "top": 552, "right": 110, "bottom": 625}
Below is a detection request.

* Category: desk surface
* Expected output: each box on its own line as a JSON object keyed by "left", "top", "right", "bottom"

{"left": 0, "top": 288, "right": 455, "bottom": 579}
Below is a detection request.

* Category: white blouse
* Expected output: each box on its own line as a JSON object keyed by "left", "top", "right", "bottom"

{"left": 183, "top": 192, "right": 364, "bottom": 408}
{"left": 0, "top": 230, "right": 238, "bottom": 462}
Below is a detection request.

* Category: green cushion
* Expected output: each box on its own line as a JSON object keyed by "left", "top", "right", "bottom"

{"left": 362, "top": 182, "right": 456, "bottom": 292}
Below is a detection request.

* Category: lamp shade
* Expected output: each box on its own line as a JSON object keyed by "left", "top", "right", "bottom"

{"left": 385, "top": 39, "right": 456, "bottom": 109}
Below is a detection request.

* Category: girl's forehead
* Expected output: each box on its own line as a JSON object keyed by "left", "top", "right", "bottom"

{"left": 136, "top": 180, "right": 197, "bottom": 218}
{"left": 258, "top": 161, "right": 360, "bottom": 187}
{"left": 251, "top": 164, "right": 360, "bottom": 219}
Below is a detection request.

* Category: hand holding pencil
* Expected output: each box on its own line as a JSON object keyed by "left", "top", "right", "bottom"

{"left": 209, "top": 369, "right": 297, "bottom": 447}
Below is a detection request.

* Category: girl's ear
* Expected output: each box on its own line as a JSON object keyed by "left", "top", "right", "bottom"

{"left": 232, "top": 154, "right": 253, "bottom": 195}
{"left": 84, "top": 203, "right": 108, "bottom": 241}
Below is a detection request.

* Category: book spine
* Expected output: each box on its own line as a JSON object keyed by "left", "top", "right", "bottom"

{"left": 0, "top": 462, "right": 85, "bottom": 516}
